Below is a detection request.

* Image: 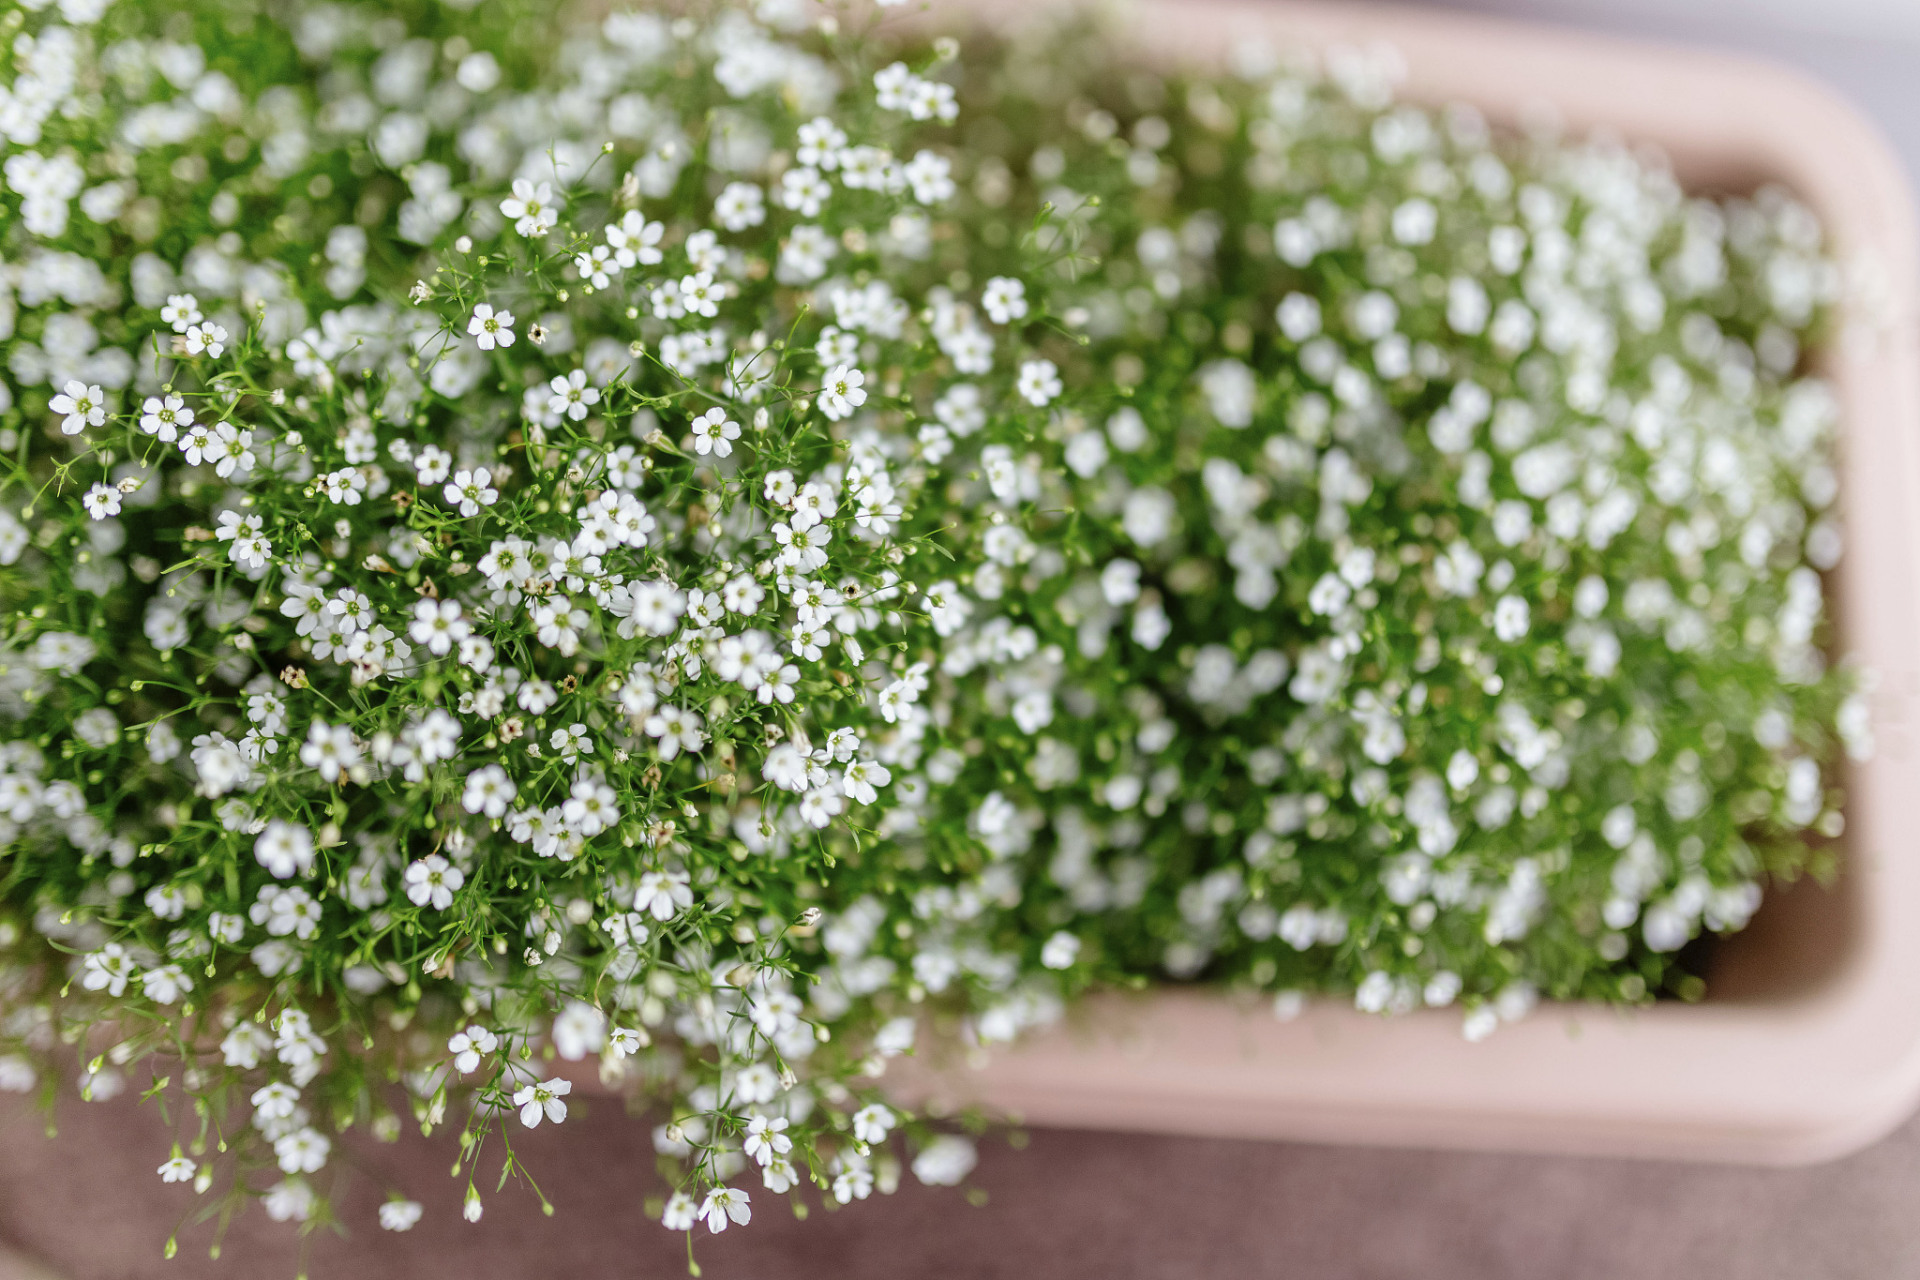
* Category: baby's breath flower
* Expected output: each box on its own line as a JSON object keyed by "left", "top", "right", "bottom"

{"left": 82, "top": 483, "right": 121, "bottom": 520}
{"left": 818, "top": 364, "right": 867, "bottom": 420}
{"left": 512, "top": 1076, "right": 571, "bottom": 1127}
{"left": 50, "top": 380, "right": 106, "bottom": 435}
{"left": 404, "top": 856, "right": 464, "bottom": 910}
{"left": 468, "top": 303, "right": 516, "bottom": 351}
{"left": 1016, "top": 358, "right": 1061, "bottom": 406}
{"left": 443, "top": 468, "right": 500, "bottom": 516}
{"left": 690, "top": 408, "right": 741, "bottom": 457}
{"left": 500, "top": 179, "right": 561, "bottom": 237}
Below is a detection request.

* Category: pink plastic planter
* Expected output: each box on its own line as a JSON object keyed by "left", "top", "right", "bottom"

{"left": 898, "top": 0, "right": 1920, "bottom": 1165}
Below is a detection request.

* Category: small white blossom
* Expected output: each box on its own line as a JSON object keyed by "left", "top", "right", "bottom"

{"left": 404, "top": 855, "right": 465, "bottom": 910}
{"left": 468, "top": 303, "right": 516, "bottom": 350}
{"left": 50, "top": 381, "right": 107, "bottom": 435}
{"left": 1016, "top": 359, "right": 1061, "bottom": 406}
{"left": 512, "top": 1076, "right": 572, "bottom": 1127}
{"left": 818, "top": 364, "right": 868, "bottom": 421}
{"left": 500, "top": 179, "right": 561, "bottom": 237}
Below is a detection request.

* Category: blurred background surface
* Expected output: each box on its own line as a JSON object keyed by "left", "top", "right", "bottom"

{"left": 9, "top": 1083, "right": 1920, "bottom": 1279}
{"left": 1422, "top": 0, "right": 1920, "bottom": 185}
{"left": 5, "top": 1, "right": 1919, "bottom": 1276}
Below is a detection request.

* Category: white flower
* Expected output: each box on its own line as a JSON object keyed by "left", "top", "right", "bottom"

{"left": 32, "top": 631, "right": 97, "bottom": 675}
{"left": 447, "top": 1025, "right": 498, "bottom": 1074}
{"left": 161, "top": 295, "right": 203, "bottom": 333}
{"left": 832, "top": 1155, "right": 875, "bottom": 1204}
{"left": 851, "top": 1102, "right": 895, "bottom": 1144}
{"left": 250, "top": 883, "right": 323, "bottom": 939}
{"left": 743, "top": 1115, "right": 792, "bottom": 1166}
{"left": 643, "top": 705, "right": 705, "bottom": 759}
{"left": 81, "top": 482, "right": 121, "bottom": 520}
{"left": 680, "top": 270, "right": 722, "bottom": 317}
{"left": 50, "top": 381, "right": 106, "bottom": 435}
{"left": 500, "top": 178, "right": 560, "bottom": 237}
{"left": 904, "top": 150, "right": 955, "bottom": 204}
{"left": 274, "top": 1127, "right": 331, "bottom": 1175}
{"left": 661, "top": 1192, "right": 698, "bottom": 1231}
{"left": 0, "top": 1057, "right": 35, "bottom": 1093}
{"left": 714, "top": 181, "right": 765, "bottom": 231}
{"left": 264, "top": 1179, "right": 316, "bottom": 1223}
{"left": 799, "top": 784, "right": 844, "bottom": 829}
{"left": 690, "top": 407, "right": 741, "bottom": 457}
{"left": 1307, "top": 572, "right": 1351, "bottom": 616}
{"left": 780, "top": 166, "right": 831, "bottom": 217}
{"left": 321, "top": 467, "right": 365, "bottom": 505}
{"left": 912, "top": 1135, "right": 978, "bottom": 1186}
{"left": 698, "top": 1186, "right": 751, "bottom": 1234}
{"left": 1016, "top": 359, "right": 1061, "bottom": 406}
{"left": 252, "top": 1082, "right": 301, "bottom": 1121}
{"left": 254, "top": 820, "right": 315, "bottom": 879}
{"left": 548, "top": 369, "right": 600, "bottom": 421}
{"left": 443, "top": 467, "right": 499, "bottom": 517}
{"left": 1100, "top": 559, "right": 1142, "bottom": 607}
{"left": 461, "top": 764, "right": 516, "bottom": 818}
{"left": 1040, "top": 931, "right": 1081, "bottom": 969}
{"left": 874, "top": 1016, "right": 918, "bottom": 1058}
{"left": 183, "top": 322, "right": 227, "bottom": 357}
{"left": 468, "top": 303, "right": 516, "bottom": 350}
{"left": 414, "top": 444, "right": 452, "bottom": 485}
{"left": 841, "top": 758, "right": 891, "bottom": 805}
{"left": 981, "top": 276, "right": 1028, "bottom": 324}
{"left": 220, "top": 1024, "right": 272, "bottom": 1070}
{"left": 404, "top": 855, "right": 465, "bottom": 910}
{"left": 140, "top": 394, "right": 192, "bottom": 441}
{"left": 157, "top": 1154, "right": 197, "bottom": 1183}
{"left": 906, "top": 75, "right": 959, "bottom": 122}
{"left": 1493, "top": 594, "right": 1531, "bottom": 642}
{"left": 299, "top": 720, "right": 360, "bottom": 782}
{"left": 141, "top": 963, "right": 193, "bottom": 1004}
{"left": 797, "top": 116, "right": 848, "bottom": 168}
{"left": 633, "top": 869, "right": 693, "bottom": 921}
{"left": 818, "top": 364, "right": 867, "bottom": 421}
{"left": 574, "top": 243, "right": 619, "bottom": 289}
{"left": 605, "top": 211, "right": 664, "bottom": 267}
{"left": 512, "top": 1076, "right": 571, "bottom": 1127}
{"left": 408, "top": 597, "right": 471, "bottom": 656}
{"left": 552, "top": 1000, "right": 607, "bottom": 1060}
{"left": 1011, "top": 691, "right": 1054, "bottom": 735}
{"left": 762, "top": 1157, "right": 798, "bottom": 1194}
{"left": 379, "top": 1200, "right": 424, "bottom": 1232}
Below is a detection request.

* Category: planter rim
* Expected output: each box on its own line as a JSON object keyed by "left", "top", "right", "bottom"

{"left": 894, "top": 0, "right": 1920, "bottom": 1166}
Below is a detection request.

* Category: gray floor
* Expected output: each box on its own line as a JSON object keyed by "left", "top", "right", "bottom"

{"left": 4, "top": 1088, "right": 1920, "bottom": 1278}
{"left": 4, "top": 3, "right": 1917, "bottom": 1277}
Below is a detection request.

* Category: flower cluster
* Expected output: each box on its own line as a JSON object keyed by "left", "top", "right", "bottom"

{"left": 904, "top": 22, "right": 1861, "bottom": 1034}
{"left": 0, "top": 0, "right": 1856, "bottom": 1257}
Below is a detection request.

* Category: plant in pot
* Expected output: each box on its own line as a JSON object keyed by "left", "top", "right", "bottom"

{"left": 0, "top": 0, "right": 1895, "bottom": 1261}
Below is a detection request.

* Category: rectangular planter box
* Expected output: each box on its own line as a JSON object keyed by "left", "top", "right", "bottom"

{"left": 906, "top": 0, "right": 1920, "bottom": 1165}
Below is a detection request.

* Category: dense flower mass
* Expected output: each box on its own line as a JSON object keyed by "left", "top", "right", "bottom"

{"left": 0, "top": 0, "right": 1861, "bottom": 1253}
